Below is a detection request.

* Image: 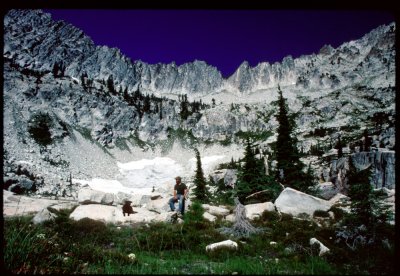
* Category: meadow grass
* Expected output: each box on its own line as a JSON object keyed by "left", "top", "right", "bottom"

{"left": 3, "top": 208, "right": 395, "bottom": 274}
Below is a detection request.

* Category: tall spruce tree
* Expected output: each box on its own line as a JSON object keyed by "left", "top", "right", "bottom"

{"left": 236, "top": 138, "right": 281, "bottom": 204}
{"left": 192, "top": 148, "right": 211, "bottom": 203}
{"left": 275, "top": 86, "right": 309, "bottom": 192}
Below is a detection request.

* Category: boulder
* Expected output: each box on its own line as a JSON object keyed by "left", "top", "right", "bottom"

{"left": 225, "top": 214, "right": 235, "bottom": 222}
{"left": 206, "top": 240, "right": 238, "bottom": 252}
{"left": 328, "top": 193, "right": 350, "bottom": 205}
{"left": 310, "top": 238, "right": 330, "bottom": 256}
{"left": 146, "top": 197, "right": 171, "bottom": 213}
{"left": 203, "top": 211, "right": 217, "bottom": 222}
{"left": 70, "top": 204, "right": 125, "bottom": 224}
{"left": 32, "top": 207, "right": 57, "bottom": 224}
{"left": 69, "top": 204, "right": 169, "bottom": 224}
{"left": 151, "top": 212, "right": 179, "bottom": 223}
{"left": 3, "top": 192, "right": 71, "bottom": 217}
{"left": 316, "top": 182, "right": 337, "bottom": 200}
{"left": 210, "top": 169, "right": 237, "bottom": 188}
{"left": 77, "top": 188, "right": 115, "bottom": 205}
{"left": 139, "top": 195, "right": 153, "bottom": 207}
{"left": 274, "top": 188, "right": 331, "bottom": 217}
{"left": 202, "top": 204, "right": 230, "bottom": 216}
{"left": 244, "top": 202, "right": 275, "bottom": 220}
{"left": 123, "top": 207, "right": 159, "bottom": 223}
{"left": 329, "top": 193, "right": 351, "bottom": 213}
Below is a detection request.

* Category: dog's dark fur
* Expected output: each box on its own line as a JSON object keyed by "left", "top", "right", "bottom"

{"left": 122, "top": 201, "right": 136, "bottom": 216}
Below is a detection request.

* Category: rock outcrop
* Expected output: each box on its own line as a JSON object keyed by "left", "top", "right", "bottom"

{"left": 274, "top": 188, "right": 331, "bottom": 217}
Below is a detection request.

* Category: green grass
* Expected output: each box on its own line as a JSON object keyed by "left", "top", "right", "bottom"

{"left": 4, "top": 207, "right": 395, "bottom": 274}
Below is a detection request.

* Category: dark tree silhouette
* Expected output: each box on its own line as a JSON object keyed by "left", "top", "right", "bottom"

{"left": 275, "top": 85, "right": 310, "bottom": 192}
{"left": 192, "top": 148, "right": 211, "bottom": 203}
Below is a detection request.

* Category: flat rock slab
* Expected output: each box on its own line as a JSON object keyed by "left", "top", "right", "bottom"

{"left": 3, "top": 190, "right": 74, "bottom": 217}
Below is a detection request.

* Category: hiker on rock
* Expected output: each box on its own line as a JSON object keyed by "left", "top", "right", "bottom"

{"left": 169, "top": 176, "right": 188, "bottom": 214}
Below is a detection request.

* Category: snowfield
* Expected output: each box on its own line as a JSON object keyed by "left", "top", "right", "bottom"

{"left": 74, "top": 155, "right": 226, "bottom": 195}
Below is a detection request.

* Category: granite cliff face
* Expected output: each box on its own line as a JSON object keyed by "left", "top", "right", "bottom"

{"left": 3, "top": 9, "right": 395, "bottom": 197}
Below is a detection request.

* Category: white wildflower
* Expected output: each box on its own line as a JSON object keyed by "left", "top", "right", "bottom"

{"left": 128, "top": 253, "right": 136, "bottom": 261}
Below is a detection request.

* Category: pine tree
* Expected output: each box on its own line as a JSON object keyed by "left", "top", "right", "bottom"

{"left": 192, "top": 148, "right": 211, "bottom": 203}
{"left": 107, "top": 75, "right": 115, "bottom": 95}
{"left": 275, "top": 86, "right": 309, "bottom": 192}
{"left": 363, "top": 129, "right": 371, "bottom": 151}
{"left": 336, "top": 135, "right": 343, "bottom": 158}
{"left": 347, "top": 157, "right": 374, "bottom": 227}
{"left": 143, "top": 95, "right": 151, "bottom": 113}
{"left": 52, "top": 62, "right": 59, "bottom": 78}
{"left": 236, "top": 138, "right": 281, "bottom": 203}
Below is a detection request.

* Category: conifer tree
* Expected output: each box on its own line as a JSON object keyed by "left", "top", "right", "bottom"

{"left": 236, "top": 138, "right": 281, "bottom": 203}
{"left": 192, "top": 148, "right": 211, "bottom": 203}
{"left": 336, "top": 135, "right": 343, "bottom": 158}
{"left": 275, "top": 85, "right": 310, "bottom": 192}
{"left": 336, "top": 156, "right": 393, "bottom": 249}
{"left": 107, "top": 75, "right": 115, "bottom": 94}
{"left": 346, "top": 157, "right": 373, "bottom": 227}
{"left": 363, "top": 129, "right": 371, "bottom": 151}
{"left": 52, "top": 62, "right": 59, "bottom": 78}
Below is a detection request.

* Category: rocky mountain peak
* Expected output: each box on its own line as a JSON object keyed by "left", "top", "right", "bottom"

{"left": 3, "top": 9, "right": 396, "bottom": 199}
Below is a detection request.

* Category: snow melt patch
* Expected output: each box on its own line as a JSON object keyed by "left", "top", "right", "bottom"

{"left": 74, "top": 157, "right": 183, "bottom": 195}
{"left": 74, "top": 178, "right": 134, "bottom": 194}
{"left": 117, "top": 157, "right": 184, "bottom": 190}
{"left": 73, "top": 155, "right": 226, "bottom": 195}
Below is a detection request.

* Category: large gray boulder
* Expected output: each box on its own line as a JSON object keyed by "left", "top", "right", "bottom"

{"left": 202, "top": 204, "right": 230, "bottom": 216}
{"left": 206, "top": 240, "right": 238, "bottom": 252}
{"left": 245, "top": 202, "right": 275, "bottom": 220}
{"left": 3, "top": 191, "right": 72, "bottom": 217}
{"left": 32, "top": 202, "right": 79, "bottom": 224}
{"left": 70, "top": 204, "right": 125, "bottom": 224}
{"left": 310, "top": 238, "right": 330, "bottom": 256}
{"left": 69, "top": 204, "right": 166, "bottom": 224}
{"left": 77, "top": 187, "right": 115, "bottom": 205}
{"left": 274, "top": 187, "right": 331, "bottom": 217}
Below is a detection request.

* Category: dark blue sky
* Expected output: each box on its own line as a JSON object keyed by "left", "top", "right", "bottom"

{"left": 45, "top": 10, "right": 394, "bottom": 78}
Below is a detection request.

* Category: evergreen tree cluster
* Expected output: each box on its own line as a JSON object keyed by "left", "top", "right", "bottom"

{"left": 80, "top": 72, "right": 94, "bottom": 92}
{"left": 335, "top": 156, "right": 393, "bottom": 250}
{"left": 123, "top": 88, "right": 165, "bottom": 119}
{"left": 52, "top": 61, "right": 66, "bottom": 78}
{"left": 236, "top": 138, "right": 282, "bottom": 204}
{"left": 309, "top": 141, "right": 325, "bottom": 156}
{"left": 178, "top": 94, "right": 208, "bottom": 120}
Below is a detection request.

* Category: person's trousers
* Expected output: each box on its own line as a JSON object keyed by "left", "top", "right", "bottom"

{"left": 169, "top": 194, "right": 185, "bottom": 213}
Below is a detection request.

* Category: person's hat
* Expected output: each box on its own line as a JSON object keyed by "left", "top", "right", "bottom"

{"left": 175, "top": 176, "right": 181, "bottom": 180}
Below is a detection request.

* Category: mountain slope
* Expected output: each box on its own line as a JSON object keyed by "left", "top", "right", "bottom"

{"left": 3, "top": 9, "right": 395, "bottom": 197}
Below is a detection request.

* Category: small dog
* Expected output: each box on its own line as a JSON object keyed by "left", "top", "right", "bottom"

{"left": 122, "top": 201, "right": 136, "bottom": 216}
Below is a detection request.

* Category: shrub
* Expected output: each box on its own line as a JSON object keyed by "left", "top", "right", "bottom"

{"left": 27, "top": 113, "right": 53, "bottom": 146}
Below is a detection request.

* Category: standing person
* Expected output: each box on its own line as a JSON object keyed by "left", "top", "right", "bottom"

{"left": 169, "top": 176, "right": 188, "bottom": 214}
